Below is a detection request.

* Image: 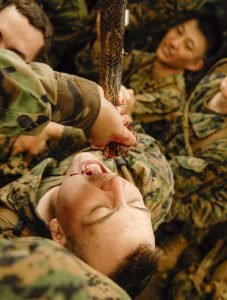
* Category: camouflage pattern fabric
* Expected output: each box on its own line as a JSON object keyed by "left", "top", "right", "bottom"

{"left": 40, "top": 0, "right": 88, "bottom": 34}
{"left": 139, "top": 59, "right": 227, "bottom": 300}
{"left": 0, "top": 49, "right": 100, "bottom": 136}
{"left": 166, "top": 225, "right": 227, "bottom": 300}
{"left": 162, "top": 66, "right": 227, "bottom": 229}
{"left": 38, "top": 0, "right": 91, "bottom": 70}
{"left": 0, "top": 237, "right": 131, "bottom": 300}
{"left": 123, "top": 50, "right": 186, "bottom": 139}
{"left": 0, "top": 126, "right": 88, "bottom": 188}
{"left": 128, "top": 0, "right": 206, "bottom": 29}
{"left": 0, "top": 133, "right": 174, "bottom": 239}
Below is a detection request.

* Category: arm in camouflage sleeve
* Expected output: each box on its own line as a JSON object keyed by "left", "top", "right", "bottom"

{"left": 0, "top": 49, "right": 100, "bottom": 136}
{"left": 0, "top": 49, "right": 137, "bottom": 148}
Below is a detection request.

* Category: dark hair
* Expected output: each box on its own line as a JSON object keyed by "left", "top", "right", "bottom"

{"left": 1, "top": 0, "right": 53, "bottom": 57}
{"left": 110, "top": 244, "right": 161, "bottom": 298}
{"left": 169, "top": 8, "right": 223, "bottom": 61}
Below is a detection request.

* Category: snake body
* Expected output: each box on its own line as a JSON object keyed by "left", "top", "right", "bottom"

{"left": 100, "top": 0, "right": 127, "bottom": 106}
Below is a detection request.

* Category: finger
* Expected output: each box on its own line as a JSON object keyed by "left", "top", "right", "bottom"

{"left": 116, "top": 105, "right": 126, "bottom": 115}
{"left": 122, "top": 114, "right": 131, "bottom": 125}
{"left": 113, "top": 125, "right": 137, "bottom": 146}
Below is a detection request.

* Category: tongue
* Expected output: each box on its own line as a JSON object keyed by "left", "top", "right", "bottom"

{"left": 83, "top": 164, "right": 102, "bottom": 175}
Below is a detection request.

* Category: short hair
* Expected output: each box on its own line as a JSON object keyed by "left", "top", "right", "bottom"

{"left": 1, "top": 0, "right": 54, "bottom": 57}
{"left": 65, "top": 236, "right": 160, "bottom": 298}
{"left": 110, "top": 244, "right": 161, "bottom": 298}
{"left": 169, "top": 8, "right": 223, "bottom": 61}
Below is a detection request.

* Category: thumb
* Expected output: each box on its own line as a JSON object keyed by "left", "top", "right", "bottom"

{"left": 113, "top": 125, "right": 137, "bottom": 146}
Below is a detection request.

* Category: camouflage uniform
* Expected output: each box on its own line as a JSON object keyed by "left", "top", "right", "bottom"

{"left": 163, "top": 68, "right": 227, "bottom": 229}
{"left": 0, "top": 237, "right": 131, "bottom": 300}
{"left": 149, "top": 60, "right": 227, "bottom": 300}
{"left": 0, "top": 49, "right": 100, "bottom": 136}
{"left": 128, "top": 0, "right": 206, "bottom": 28}
{"left": 123, "top": 50, "right": 186, "bottom": 139}
{"left": 0, "top": 133, "right": 174, "bottom": 239}
{"left": 0, "top": 127, "right": 88, "bottom": 188}
{"left": 38, "top": 0, "right": 90, "bottom": 70}
{"left": 166, "top": 224, "right": 227, "bottom": 300}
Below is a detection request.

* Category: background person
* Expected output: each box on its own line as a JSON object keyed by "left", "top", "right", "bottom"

{"left": 123, "top": 9, "right": 223, "bottom": 140}
{"left": 0, "top": 0, "right": 53, "bottom": 62}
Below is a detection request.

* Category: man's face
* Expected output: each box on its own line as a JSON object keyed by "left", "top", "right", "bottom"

{"left": 0, "top": 5, "right": 44, "bottom": 62}
{"left": 156, "top": 19, "right": 207, "bottom": 71}
{"left": 53, "top": 152, "right": 155, "bottom": 275}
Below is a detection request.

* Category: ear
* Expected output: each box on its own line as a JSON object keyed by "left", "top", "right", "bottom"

{"left": 186, "top": 58, "right": 204, "bottom": 72}
{"left": 49, "top": 218, "right": 67, "bottom": 247}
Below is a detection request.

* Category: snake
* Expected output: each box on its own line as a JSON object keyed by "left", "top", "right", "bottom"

{"left": 99, "top": 0, "right": 136, "bottom": 158}
{"left": 99, "top": 0, "right": 128, "bottom": 106}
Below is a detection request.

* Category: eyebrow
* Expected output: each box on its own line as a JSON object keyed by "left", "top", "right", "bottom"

{"left": 84, "top": 205, "right": 151, "bottom": 227}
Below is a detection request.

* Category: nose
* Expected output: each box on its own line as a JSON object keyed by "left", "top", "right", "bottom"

{"left": 101, "top": 175, "right": 125, "bottom": 204}
{"left": 170, "top": 36, "right": 182, "bottom": 49}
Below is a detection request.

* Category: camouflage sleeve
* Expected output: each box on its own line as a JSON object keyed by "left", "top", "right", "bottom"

{"left": 0, "top": 237, "right": 131, "bottom": 300}
{"left": 0, "top": 49, "right": 101, "bottom": 136}
{"left": 125, "top": 133, "right": 174, "bottom": 230}
{"left": 166, "top": 156, "right": 227, "bottom": 229}
{"left": 47, "top": 126, "right": 89, "bottom": 161}
{"left": 128, "top": 0, "right": 205, "bottom": 28}
{"left": 41, "top": 0, "right": 88, "bottom": 33}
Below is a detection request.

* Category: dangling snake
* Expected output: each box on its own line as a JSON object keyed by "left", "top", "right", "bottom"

{"left": 99, "top": 0, "right": 127, "bottom": 105}
{"left": 99, "top": 0, "right": 136, "bottom": 158}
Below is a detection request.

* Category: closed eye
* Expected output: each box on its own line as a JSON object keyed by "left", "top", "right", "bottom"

{"left": 9, "top": 48, "right": 26, "bottom": 60}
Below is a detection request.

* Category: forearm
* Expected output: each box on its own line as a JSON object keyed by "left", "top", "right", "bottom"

{"left": 0, "top": 49, "right": 101, "bottom": 136}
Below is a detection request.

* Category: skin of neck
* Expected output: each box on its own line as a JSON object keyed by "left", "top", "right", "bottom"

{"left": 152, "top": 58, "right": 184, "bottom": 78}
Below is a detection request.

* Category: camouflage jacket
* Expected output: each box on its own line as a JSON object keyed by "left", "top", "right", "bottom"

{"left": 40, "top": 0, "right": 88, "bottom": 35}
{"left": 0, "top": 133, "right": 174, "bottom": 239}
{"left": 123, "top": 50, "right": 186, "bottom": 139}
{"left": 0, "top": 237, "right": 131, "bottom": 300}
{"left": 167, "top": 225, "right": 227, "bottom": 300}
{"left": 0, "top": 126, "right": 89, "bottom": 188}
{"left": 127, "top": 0, "right": 206, "bottom": 31}
{"left": 0, "top": 49, "right": 100, "bottom": 136}
{"left": 163, "top": 72, "right": 227, "bottom": 229}
{"left": 39, "top": 0, "right": 91, "bottom": 69}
